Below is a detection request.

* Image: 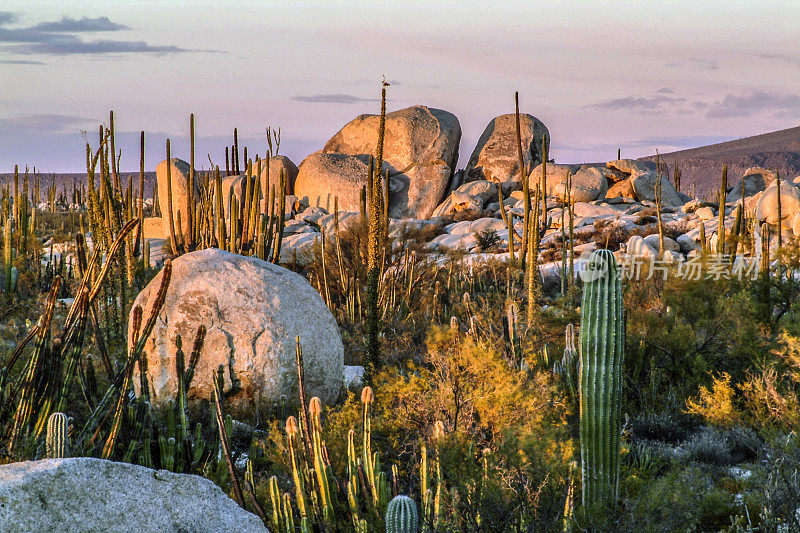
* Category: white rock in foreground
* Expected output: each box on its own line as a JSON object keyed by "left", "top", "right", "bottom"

{"left": 0, "top": 458, "right": 267, "bottom": 533}
{"left": 130, "top": 248, "right": 343, "bottom": 415}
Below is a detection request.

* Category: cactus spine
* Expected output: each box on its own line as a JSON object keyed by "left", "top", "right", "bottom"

{"left": 46, "top": 412, "right": 68, "bottom": 458}
{"left": 579, "top": 249, "right": 624, "bottom": 506}
{"left": 385, "top": 495, "right": 419, "bottom": 533}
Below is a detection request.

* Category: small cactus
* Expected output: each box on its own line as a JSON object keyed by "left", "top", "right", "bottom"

{"left": 46, "top": 412, "right": 69, "bottom": 459}
{"left": 385, "top": 495, "right": 419, "bottom": 533}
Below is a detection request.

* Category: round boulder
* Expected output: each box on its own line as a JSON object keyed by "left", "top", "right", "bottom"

{"left": 465, "top": 113, "right": 550, "bottom": 184}
{"left": 295, "top": 151, "right": 376, "bottom": 214}
{"left": 256, "top": 155, "right": 300, "bottom": 200}
{"left": 322, "top": 105, "right": 461, "bottom": 219}
{"left": 531, "top": 163, "right": 606, "bottom": 202}
{"left": 755, "top": 182, "right": 800, "bottom": 227}
{"left": 129, "top": 248, "right": 344, "bottom": 416}
{"left": 156, "top": 158, "right": 201, "bottom": 243}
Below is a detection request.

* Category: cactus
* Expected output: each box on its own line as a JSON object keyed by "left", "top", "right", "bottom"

{"left": 4, "top": 216, "right": 12, "bottom": 296}
{"left": 46, "top": 412, "right": 68, "bottom": 458}
{"left": 655, "top": 151, "right": 665, "bottom": 255}
{"left": 553, "top": 323, "right": 578, "bottom": 400}
{"left": 579, "top": 249, "right": 624, "bottom": 506}
{"left": 718, "top": 164, "right": 727, "bottom": 255}
{"left": 515, "top": 92, "right": 530, "bottom": 264}
{"left": 385, "top": 495, "right": 419, "bottom": 533}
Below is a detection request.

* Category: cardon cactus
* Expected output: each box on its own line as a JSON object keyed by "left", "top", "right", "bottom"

{"left": 579, "top": 249, "right": 624, "bottom": 506}
{"left": 385, "top": 495, "right": 419, "bottom": 533}
{"left": 46, "top": 412, "right": 68, "bottom": 458}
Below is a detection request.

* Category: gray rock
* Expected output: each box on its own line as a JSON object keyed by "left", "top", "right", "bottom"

{"left": 631, "top": 170, "right": 683, "bottom": 206}
{"left": 0, "top": 458, "right": 267, "bottom": 532}
{"left": 465, "top": 114, "right": 549, "bottom": 184}
{"left": 130, "top": 249, "right": 343, "bottom": 416}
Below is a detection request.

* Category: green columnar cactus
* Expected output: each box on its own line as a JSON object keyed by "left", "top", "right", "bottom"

{"left": 46, "top": 412, "right": 68, "bottom": 458}
{"left": 385, "top": 495, "right": 419, "bottom": 533}
{"left": 579, "top": 249, "right": 624, "bottom": 506}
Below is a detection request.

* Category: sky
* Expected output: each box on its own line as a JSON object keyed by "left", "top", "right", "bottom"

{"left": 0, "top": 0, "right": 798, "bottom": 173}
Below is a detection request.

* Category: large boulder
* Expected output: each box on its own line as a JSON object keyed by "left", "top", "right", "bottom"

{"left": 130, "top": 249, "right": 343, "bottom": 416}
{"left": 630, "top": 170, "right": 683, "bottom": 206}
{"left": 295, "top": 152, "right": 378, "bottom": 214}
{"left": 532, "top": 163, "right": 606, "bottom": 202}
{"left": 156, "top": 158, "right": 201, "bottom": 243}
{"left": 464, "top": 114, "right": 550, "bottom": 184}
{"left": 755, "top": 182, "right": 800, "bottom": 227}
{"left": 256, "top": 155, "right": 300, "bottom": 200}
{"left": 606, "top": 159, "right": 649, "bottom": 175}
{"left": 606, "top": 178, "right": 636, "bottom": 199}
{"left": 728, "top": 167, "right": 777, "bottom": 203}
{"left": 321, "top": 105, "right": 461, "bottom": 219}
{"left": 0, "top": 458, "right": 267, "bottom": 532}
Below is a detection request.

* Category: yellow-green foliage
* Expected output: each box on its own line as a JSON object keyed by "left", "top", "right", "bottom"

{"left": 685, "top": 372, "right": 741, "bottom": 428}
{"left": 327, "top": 325, "right": 571, "bottom": 457}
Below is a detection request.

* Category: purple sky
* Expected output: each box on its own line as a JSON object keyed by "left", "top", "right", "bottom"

{"left": 1, "top": 0, "right": 798, "bottom": 173}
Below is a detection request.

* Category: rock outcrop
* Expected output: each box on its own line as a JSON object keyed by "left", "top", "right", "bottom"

{"left": 465, "top": 114, "right": 549, "bottom": 184}
{"left": 309, "top": 105, "right": 461, "bottom": 219}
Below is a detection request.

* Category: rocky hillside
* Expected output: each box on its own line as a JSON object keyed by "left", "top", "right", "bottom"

{"left": 638, "top": 126, "right": 800, "bottom": 199}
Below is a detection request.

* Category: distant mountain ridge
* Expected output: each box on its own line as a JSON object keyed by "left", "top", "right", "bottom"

{"left": 638, "top": 126, "right": 800, "bottom": 199}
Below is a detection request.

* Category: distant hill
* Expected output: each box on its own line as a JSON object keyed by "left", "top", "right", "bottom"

{"left": 0, "top": 172, "right": 158, "bottom": 202}
{"left": 639, "top": 126, "right": 800, "bottom": 200}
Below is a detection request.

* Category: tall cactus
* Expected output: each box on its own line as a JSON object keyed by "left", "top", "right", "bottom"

{"left": 579, "top": 249, "right": 624, "bottom": 506}
{"left": 385, "top": 495, "right": 419, "bottom": 533}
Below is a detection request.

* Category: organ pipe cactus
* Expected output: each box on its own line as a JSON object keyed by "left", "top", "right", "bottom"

{"left": 385, "top": 495, "right": 419, "bottom": 533}
{"left": 579, "top": 249, "right": 624, "bottom": 506}
{"left": 46, "top": 412, "right": 68, "bottom": 458}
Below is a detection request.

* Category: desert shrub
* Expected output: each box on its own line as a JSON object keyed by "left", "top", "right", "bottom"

{"left": 474, "top": 228, "right": 501, "bottom": 252}
{"left": 686, "top": 372, "right": 742, "bottom": 428}
{"left": 318, "top": 326, "right": 573, "bottom": 530}
{"left": 682, "top": 426, "right": 735, "bottom": 466}
{"left": 630, "top": 412, "right": 688, "bottom": 444}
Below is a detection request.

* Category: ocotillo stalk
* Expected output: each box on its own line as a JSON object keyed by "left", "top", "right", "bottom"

{"left": 515, "top": 91, "right": 529, "bottom": 265}
{"left": 526, "top": 181, "right": 539, "bottom": 327}
{"left": 233, "top": 128, "right": 240, "bottom": 174}
{"left": 365, "top": 157, "right": 382, "bottom": 381}
{"left": 718, "top": 165, "right": 727, "bottom": 256}
{"left": 673, "top": 160, "right": 681, "bottom": 193}
{"left": 567, "top": 172, "right": 575, "bottom": 307}
{"left": 498, "top": 185, "right": 514, "bottom": 262}
{"left": 165, "top": 140, "right": 179, "bottom": 256}
{"left": 579, "top": 249, "right": 624, "bottom": 507}
{"left": 776, "top": 170, "right": 782, "bottom": 252}
{"left": 655, "top": 151, "right": 665, "bottom": 255}
{"left": 188, "top": 113, "right": 196, "bottom": 250}
{"left": 541, "top": 134, "right": 548, "bottom": 230}
{"left": 138, "top": 131, "right": 145, "bottom": 257}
